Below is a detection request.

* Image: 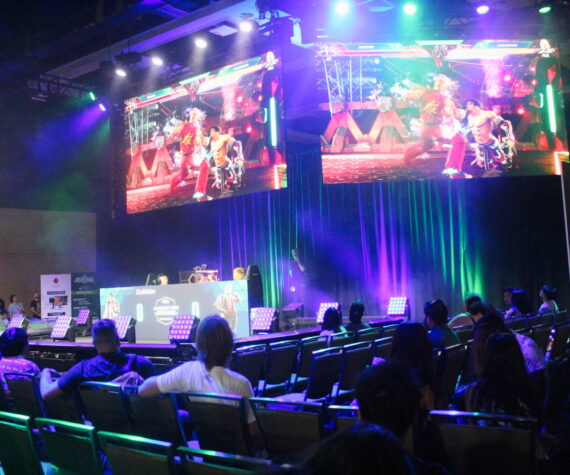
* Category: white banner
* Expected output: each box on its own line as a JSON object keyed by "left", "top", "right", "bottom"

{"left": 41, "top": 274, "right": 72, "bottom": 323}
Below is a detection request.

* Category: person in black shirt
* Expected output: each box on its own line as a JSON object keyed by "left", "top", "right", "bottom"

{"left": 29, "top": 291, "right": 41, "bottom": 319}
{"left": 344, "top": 300, "right": 371, "bottom": 333}
{"left": 40, "top": 319, "right": 155, "bottom": 400}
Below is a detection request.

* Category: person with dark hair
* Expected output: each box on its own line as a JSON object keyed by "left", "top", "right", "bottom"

{"left": 0, "top": 297, "right": 7, "bottom": 323}
{"left": 344, "top": 300, "right": 370, "bottom": 333}
{"left": 40, "top": 319, "right": 155, "bottom": 400}
{"left": 138, "top": 315, "right": 254, "bottom": 419}
{"left": 539, "top": 285, "right": 559, "bottom": 314}
{"left": 424, "top": 299, "right": 459, "bottom": 348}
{"left": 320, "top": 307, "right": 346, "bottom": 342}
{"left": 7, "top": 294, "right": 24, "bottom": 321}
{"left": 0, "top": 328, "right": 40, "bottom": 400}
{"left": 29, "top": 291, "right": 41, "bottom": 319}
{"left": 454, "top": 333, "right": 537, "bottom": 417}
{"left": 301, "top": 421, "right": 413, "bottom": 475}
{"left": 448, "top": 293, "right": 483, "bottom": 328}
{"left": 503, "top": 286, "right": 515, "bottom": 311}
{"left": 505, "top": 289, "right": 533, "bottom": 319}
{"left": 157, "top": 273, "right": 169, "bottom": 285}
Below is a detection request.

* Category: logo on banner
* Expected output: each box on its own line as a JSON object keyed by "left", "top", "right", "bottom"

{"left": 153, "top": 296, "right": 180, "bottom": 326}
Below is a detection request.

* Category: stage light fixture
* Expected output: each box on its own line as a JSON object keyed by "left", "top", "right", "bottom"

{"left": 98, "top": 103, "right": 107, "bottom": 112}
{"left": 538, "top": 4, "right": 552, "bottom": 14}
{"left": 387, "top": 297, "right": 409, "bottom": 317}
{"left": 76, "top": 309, "right": 90, "bottom": 326}
{"left": 151, "top": 56, "right": 164, "bottom": 66}
{"left": 168, "top": 314, "right": 197, "bottom": 342}
{"left": 251, "top": 308, "right": 277, "bottom": 332}
{"left": 51, "top": 316, "right": 74, "bottom": 339}
{"left": 503, "top": 73, "right": 512, "bottom": 82}
{"left": 403, "top": 3, "right": 417, "bottom": 15}
{"left": 195, "top": 37, "right": 208, "bottom": 49}
{"left": 246, "top": 125, "right": 252, "bottom": 133}
{"left": 476, "top": 4, "right": 490, "bottom": 15}
{"left": 115, "top": 67, "right": 127, "bottom": 77}
{"left": 7, "top": 314, "right": 28, "bottom": 330}
{"left": 531, "top": 78, "right": 538, "bottom": 86}
{"left": 334, "top": 1, "right": 350, "bottom": 15}
{"left": 239, "top": 20, "right": 255, "bottom": 32}
{"left": 316, "top": 302, "right": 340, "bottom": 324}
{"left": 112, "top": 315, "right": 134, "bottom": 340}
{"left": 517, "top": 106, "right": 525, "bottom": 115}
{"left": 88, "top": 91, "right": 96, "bottom": 101}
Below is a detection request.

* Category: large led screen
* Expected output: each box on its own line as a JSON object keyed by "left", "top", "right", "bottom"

{"left": 125, "top": 51, "right": 286, "bottom": 214}
{"left": 315, "top": 40, "right": 567, "bottom": 183}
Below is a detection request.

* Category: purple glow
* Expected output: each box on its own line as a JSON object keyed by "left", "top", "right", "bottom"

{"left": 503, "top": 73, "right": 512, "bottom": 82}
{"left": 476, "top": 4, "right": 490, "bottom": 15}
{"left": 98, "top": 103, "right": 107, "bottom": 112}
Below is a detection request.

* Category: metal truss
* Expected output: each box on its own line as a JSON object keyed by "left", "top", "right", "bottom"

{"left": 26, "top": 73, "right": 94, "bottom": 99}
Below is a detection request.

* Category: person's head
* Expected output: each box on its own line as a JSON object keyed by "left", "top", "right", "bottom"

{"left": 233, "top": 267, "right": 245, "bottom": 280}
{"left": 209, "top": 125, "right": 221, "bottom": 139}
{"left": 511, "top": 290, "right": 533, "bottom": 315}
{"left": 423, "top": 299, "right": 448, "bottom": 328}
{"left": 302, "top": 421, "right": 412, "bottom": 475}
{"left": 0, "top": 327, "right": 29, "bottom": 357}
{"left": 464, "top": 293, "right": 482, "bottom": 312}
{"left": 157, "top": 273, "right": 168, "bottom": 285}
{"left": 196, "top": 315, "right": 234, "bottom": 370}
{"left": 322, "top": 307, "right": 342, "bottom": 332}
{"left": 540, "top": 285, "right": 557, "bottom": 302}
{"left": 356, "top": 363, "right": 421, "bottom": 440}
{"left": 390, "top": 323, "right": 433, "bottom": 379}
{"left": 92, "top": 319, "right": 121, "bottom": 354}
{"left": 349, "top": 300, "right": 365, "bottom": 324}
{"left": 9, "top": 294, "right": 17, "bottom": 304}
{"left": 468, "top": 300, "right": 486, "bottom": 319}
{"left": 466, "top": 99, "right": 481, "bottom": 112}
{"left": 503, "top": 286, "right": 515, "bottom": 306}
{"left": 32, "top": 291, "right": 40, "bottom": 300}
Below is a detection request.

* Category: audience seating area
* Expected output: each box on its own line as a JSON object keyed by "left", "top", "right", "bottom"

{"left": 0, "top": 311, "right": 568, "bottom": 473}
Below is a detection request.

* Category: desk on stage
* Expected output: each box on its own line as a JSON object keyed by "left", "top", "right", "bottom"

{"left": 99, "top": 280, "right": 249, "bottom": 341}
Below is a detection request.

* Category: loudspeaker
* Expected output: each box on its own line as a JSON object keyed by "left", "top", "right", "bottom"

{"left": 246, "top": 264, "right": 264, "bottom": 309}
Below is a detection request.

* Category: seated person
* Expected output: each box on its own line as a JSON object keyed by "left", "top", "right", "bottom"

{"left": 448, "top": 293, "right": 482, "bottom": 328}
{"left": 0, "top": 328, "right": 40, "bottom": 400}
{"left": 320, "top": 307, "right": 346, "bottom": 342}
{"left": 538, "top": 285, "right": 559, "bottom": 314}
{"left": 505, "top": 289, "right": 533, "bottom": 319}
{"left": 423, "top": 299, "right": 459, "bottom": 349}
{"left": 344, "top": 300, "right": 371, "bottom": 333}
{"left": 40, "top": 319, "right": 155, "bottom": 400}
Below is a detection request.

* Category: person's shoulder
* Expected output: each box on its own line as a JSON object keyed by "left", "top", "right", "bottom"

{"left": 218, "top": 367, "right": 250, "bottom": 386}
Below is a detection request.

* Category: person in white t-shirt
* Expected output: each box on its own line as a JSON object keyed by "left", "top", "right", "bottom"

{"left": 138, "top": 314, "right": 255, "bottom": 424}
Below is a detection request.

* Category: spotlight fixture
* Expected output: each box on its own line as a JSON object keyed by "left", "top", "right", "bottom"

{"left": 239, "top": 20, "right": 255, "bottom": 32}
{"left": 476, "top": 4, "right": 490, "bottom": 15}
{"left": 334, "top": 1, "right": 350, "bottom": 15}
{"left": 316, "top": 302, "right": 340, "bottom": 324}
{"left": 98, "top": 103, "right": 107, "bottom": 112}
{"left": 387, "top": 297, "right": 410, "bottom": 317}
{"left": 517, "top": 106, "right": 525, "bottom": 115}
{"left": 538, "top": 3, "right": 552, "bottom": 14}
{"left": 403, "top": 3, "right": 417, "bottom": 15}
{"left": 195, "top": 37, "right": 208, "bottom": 49}
{"left": 503, "top": 73, "right": 512, "bottom": 82}
{"left": 115, "top": 67, "right": 127, "bottom": 77}
{"left": 88, "top": 91, "right": 96, "bottom": 101}
{"left": 151, "top": 56, "right": 164, "bottom": 66}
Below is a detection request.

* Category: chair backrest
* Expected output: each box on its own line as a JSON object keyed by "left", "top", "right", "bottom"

{"left": 454, "top": 325, "right": 473, "bottom": 343}
{"left": 35, "top": 417, "right": 104, "bottom": 475}
{"left": 3, "top": 372, "right": 44, "bottom": 418}
{"left": 178, "top": 447, "right": 271, "bottom": 474}
{"left": 182, "top": 393, "right": 252, "bottom": 456}
{"left": 249, "top": 397, "right": 323, "bottom": 462}
{"left": 338, "top": 342, "right": 373, "bottom": 392}
{"left": 355, "top": 328, "right": 380, "bottom": 343}
{"left": 305, "top": 347, "right": 343, "bottom": 401}
{"left": 528, "top": 314, "right": 544, "bottom": 328}
{"left": 230, "top": 345, "right": 267, "bottom": 393}
{"left": 329, "top": 332, "right": 355, "bottom": 348}
{"left": 42, "top": 389, "right": 84, "bottom": 424}
{"left": 98, "top": 430, "right": 174, "bottom": 475}
{"left": 548, "top": 322, "right": 570, "bottom": 360}
{"left": 264, "top": 341, "right": 298, "bottom": 386}
{"left": 506, "top": 317, "right": 528, "bottom": 331}
{"left": 327, "top": 405, "right": 359, "bottom": 432}
{"left": 531, "top": 325, "right": 554, "bottom": 352}
{"left": 382, "top": 324, "right": 399, "bottom": 337}
{"left": 127, "top": 392, "right": 187, "bottom": 445}
{"left": 372, "top": 337, "right": 392, "bottom": 360}
{"left": 79, "top": 382, "right": 131, "bottom": 433}
{"left": 437, "top": 344, "right": 468, "bottom": 408}
{"left": 297, "top": 336, "right": 328, "bottom": 379}
{"left": 430, "top": 410, "right": 537, "bottom": 475}
{"left": 0, "top": 411, "right": 44, "bottom": 475}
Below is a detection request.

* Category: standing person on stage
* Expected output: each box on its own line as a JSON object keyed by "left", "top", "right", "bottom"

{"left": 213, "top": 284, "right": 241, "bottom": 333}
{"left": 288, "top": 248, "right": 308, "bottom": 312}
{"left": 7, "top": 294, "right": 24, "bottom": 321}
{"left": 103, "top": 293, "right": 120, "bottom": 319}
{"left": 39, "top": 319, "right": 155, "bottom": 401}
{"left": 29, "top": 291, "right": 41, "bottom": 319}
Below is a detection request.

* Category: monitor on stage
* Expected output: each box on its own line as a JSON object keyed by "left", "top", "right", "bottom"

{"left": 314, "top": 39, "right": 567, "bottom": 184}
{"left": 124, "top": 50, "right": 286, "bottom": 214}
{"left": 99, "top": 280, "right": 249, "bottom": 341}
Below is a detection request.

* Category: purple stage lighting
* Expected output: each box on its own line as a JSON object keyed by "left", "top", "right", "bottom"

{"left": 115, "top": 67, "right": 127, "bottom": 77}
{"left": 168, "top": 314, "right": 196, "bottom": 341}
{"left": 476, "top": 4, "right": 490, "bottom": 15}
{"left": 50, "top": 316, "right": 74, "bottom": 339}
{"left": 387, "top": 297, "right": 409, "bottom": 317}
{"left": 98, "top": 103, "right": 107, "bottom": 112}
{"left": 112, "top": 316, "right": 133, "bottom": 340}
{"left": 251, "top": 308, "right": 277, "bottom": 332}
{"left": 316, "top": 302, "right": 340, "bottom": 324}
{"left": 7, "top": 314, "right": 27, "bottom": 329}
{"left": 151, "top": 55, "right": 164, "bottom": 66}
{"left": 335, "top": 1, "right": 350, "bottom": 16}
{"left": 76, "top": 309, "right": 90, "bottom": 325}
{"left": 239, "top": 20, "right": 254, "bottom": 32}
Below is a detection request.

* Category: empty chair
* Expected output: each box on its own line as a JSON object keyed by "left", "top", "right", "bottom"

{"left": 79, "top": 381, "right": 131, "bottom": 433}
{"left": 531, "top": 324, "right": 553, "bottom": 353}
{"left": 3, "top": 372, "right": 44, "bottom": 418}
{"left": 327, "top": 405, "right": 359, "bottom": 433}
{"left": 230, "top": 345, "right": 267, "bottom": 395}
{"left": 355, "top": 328, "right": 380, "bottom": 343}
{"left": 250, "top": 397, "right": 324, "bottom": 462}
{"left": 437, "top": 344, "right": 468, "bottom": 408}
{"left": 0, "top": 411, "right": 44, "bottom": 475}
{"left": 98, "top": 430, "right": 174, "bottom": 475}
{"left": 178, "top": 447, "right": 272, "bottom": 474}
{"left": 548, "top": 322, "right": 570, "bottom": 360}
{"left": 506, "top": 317, "right": 528, "bottom": 331}
{"left": 260, "top": 341, "right": 298, "bottom": 397}
{"left": 335, "top": 342, "right": 373, "bottom": 403}
{"left": 430, "top": 410, "right": 537, "bottom": 475}
{"left": 182, "top": 393, "right": 253, "bottom": 456}
{"left": 293, "top": 335, "right": 328, "bottom": 391}
{"left": 128, "top": 391, "right": 188, "bottom": 446}
{"left": 35, "top": 417, "right": 105, "bottom": 475}
{"left": 372, "top": 337, "right": 392, "bottom": 361}
{"left": 329, "top": 332, "right": 355, "bottom": 348}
